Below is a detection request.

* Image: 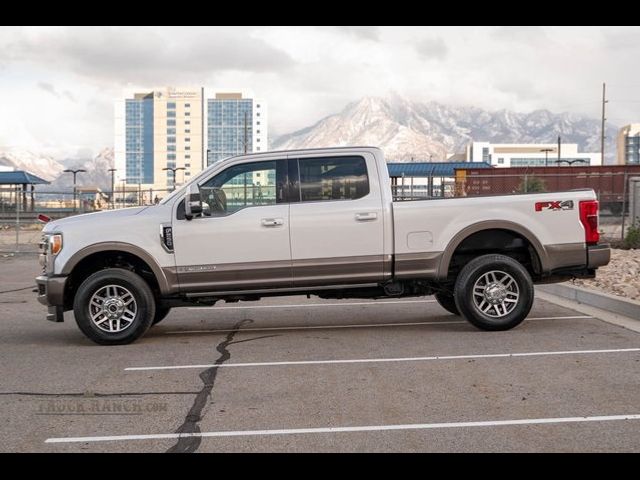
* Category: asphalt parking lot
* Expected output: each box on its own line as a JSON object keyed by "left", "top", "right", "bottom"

{"left": 1, "top": 254, "right": 639, "bottom": 452}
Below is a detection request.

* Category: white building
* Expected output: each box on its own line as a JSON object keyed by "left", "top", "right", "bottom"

{"left": 465, "top": 142, "right": 602, "bottom": 168}
{"left": 617, "top": 124, "right": 640, "bottom": 165}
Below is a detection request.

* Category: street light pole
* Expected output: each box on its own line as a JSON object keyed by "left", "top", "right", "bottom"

{"left": 63, "top": 169, "right": 86, "bottom": 213}
{"left": 107, "top": 168, "right": 117, "bottom": 209}
{"left": 540, "top": 148, "right": 553, "bottom": 168}
{"left": 162, "top": 167, "right": 186, "bottom": 191}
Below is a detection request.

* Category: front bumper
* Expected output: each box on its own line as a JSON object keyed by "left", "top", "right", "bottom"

{"left": 35, "top": 275, "right": 67, "bottom": 322}
{"left": 587, "top": 243, "right": 611, "bottom": 269}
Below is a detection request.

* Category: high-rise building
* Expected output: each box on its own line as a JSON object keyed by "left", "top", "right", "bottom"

{"left": 115, "top": 88, "right": 267, "bottom": 194}
{"left": 616, "top": 124, "right": 640, "bottom": 165}
{"left": 465, "top": 141, "right": 602, "bottom": 167}
{"left": 205, "top": 91, "right": 268, "bottom": 166}
{"left": 115, "top": 87, "right": 204, "bottom": 192}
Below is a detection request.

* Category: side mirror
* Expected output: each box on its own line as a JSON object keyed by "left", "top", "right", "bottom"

{"left": 184, "top": 184, "right": 203, "bottom": 219}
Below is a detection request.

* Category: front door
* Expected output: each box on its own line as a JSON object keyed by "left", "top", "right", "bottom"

{"left": 172, "top": 159, "right": 291, "bottom": 292}
{"left": 289, "top": 153, "right": 385, "bottom": 286}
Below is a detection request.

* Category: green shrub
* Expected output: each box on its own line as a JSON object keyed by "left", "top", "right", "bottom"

{"left": 623, "top": 219, "right": 640, "bottom": 250}
{"left": 516, "top": 176, "right": 546, "bottom": 193}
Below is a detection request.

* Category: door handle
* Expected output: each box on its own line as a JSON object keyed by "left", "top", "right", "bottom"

{"left": 261, "top": 218, "right": 284, "bottom": 227}
{"left": 355, "top": 212, "right": 377, "bottom": 222}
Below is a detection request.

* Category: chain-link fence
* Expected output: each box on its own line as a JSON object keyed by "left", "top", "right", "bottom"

{"left": 2, "top": 173, "right": 636, "bottom": 253}
{"left": 0, "top": 186, "right": 174, "bottom": 253}
{"left": 391, "top": 171, "right": 634, "bottom": 243}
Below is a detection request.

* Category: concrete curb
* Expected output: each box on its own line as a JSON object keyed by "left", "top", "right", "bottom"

{"left": 537, "top": 283, "right": 640, "bottom": 320}
{"left": 536, "top": 283, "right": 640, "bottom": 333}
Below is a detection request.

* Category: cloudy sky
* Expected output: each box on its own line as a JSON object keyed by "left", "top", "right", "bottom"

{"left": 1, "top": 25, "right": 639, "bottom": 158}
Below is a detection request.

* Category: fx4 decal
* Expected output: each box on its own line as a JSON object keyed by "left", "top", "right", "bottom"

{"left": 535, "top": 200, "right": 574, "bottom": 212}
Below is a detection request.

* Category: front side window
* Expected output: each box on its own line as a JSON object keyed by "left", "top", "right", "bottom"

{"left": 199, "top": 160, "right": 283, "bottom": 215}
{"left": 298, "top": 156, "right": 369, "bottom": 202}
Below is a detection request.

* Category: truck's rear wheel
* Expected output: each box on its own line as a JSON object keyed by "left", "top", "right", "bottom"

{"left": 435, "top": 292, "right": 460, "bottom": 315}
{"left": 454, "top": 254, "right": 533, "bottom": 331}
{"left": 73, "top": 268, "right": 155, "bottom": 345}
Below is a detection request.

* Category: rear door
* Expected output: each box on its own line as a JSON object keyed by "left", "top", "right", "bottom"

{"left": 288, "top": 152, "right": 386, "bottom": 286}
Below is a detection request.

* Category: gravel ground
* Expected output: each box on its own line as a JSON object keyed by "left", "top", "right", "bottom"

{"left": 572, "top": 249, "right": 640, "bottom": 301}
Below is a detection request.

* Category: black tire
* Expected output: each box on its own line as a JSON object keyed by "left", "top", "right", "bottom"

{"left": 73, "top": 268, "right": 155, "bottom": 345}
{"left": 152, "top": 306, "right": 172, "bottom": 325}
{"left": 453, "top": 254, "right": 533, "bottom": 331}
{"left": 435, "top": 292, "right": 460, "bottom": 315}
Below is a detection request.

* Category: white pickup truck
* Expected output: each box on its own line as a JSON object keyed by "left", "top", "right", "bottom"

{"left": 36, "top": 147, "right": 610, "bottom": 345}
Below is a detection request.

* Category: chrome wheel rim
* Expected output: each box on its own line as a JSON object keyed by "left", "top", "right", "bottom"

{"left": 89, "top": 285, "right": 137, "bottom": 333}
{"left": 472, "top": 270, "right": 519, "bottom": 318}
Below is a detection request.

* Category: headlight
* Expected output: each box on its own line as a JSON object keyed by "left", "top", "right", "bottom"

{"left": 49, "top": 234, "right": 63, "bottom": 255}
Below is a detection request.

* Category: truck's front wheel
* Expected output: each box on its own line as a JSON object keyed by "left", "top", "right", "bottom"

{"left": 73, "top": 268, "right": 155, "bottom": 345}
{"left": 454, "top": 254, "right": 533, "bottom": 331}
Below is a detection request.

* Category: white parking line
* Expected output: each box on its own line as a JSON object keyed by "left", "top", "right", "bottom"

{"left": 124, "top": 347, "right": 640, "bottom": 372}
{"left": 45, "top": 413, "right": 640, "bottom": 444}
{"left": 163, "top": 315, "right": 593, "bottom": 335}
{"left": 187, "top": 299, "right": 437, "bottom": 310}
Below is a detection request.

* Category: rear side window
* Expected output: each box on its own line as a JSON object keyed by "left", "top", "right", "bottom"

{"left": 298, "top": 156, "right": 369, "bottom": 202}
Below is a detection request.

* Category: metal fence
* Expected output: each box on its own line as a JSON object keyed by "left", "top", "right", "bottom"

{"left": 1, "top": 172, "right": 637, "bottom": 253}
{"left": 0, "top": 187, "right": 174, "bottom": 253}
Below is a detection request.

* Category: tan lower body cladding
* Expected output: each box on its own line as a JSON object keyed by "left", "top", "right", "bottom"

{"left": 164, "top": 255, "right": 393, "bottom": 292}
{"left": 162, "top": 243, "right": 587, "bottom": 293}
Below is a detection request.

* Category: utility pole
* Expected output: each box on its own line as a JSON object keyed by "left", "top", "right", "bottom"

{"left": 540, "top": 148, "right": 553, "bottom": 167}
{"left": 601, "top": 82, "right": 608, "bottom": 164}
{"left": 108, "top": 168, "right": 117, "bottom": 209}
{"left": 557, "top": 136, "right": 561, "bottom": 164}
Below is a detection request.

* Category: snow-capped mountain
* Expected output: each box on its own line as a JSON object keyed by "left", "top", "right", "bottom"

{"left": 45, "top": 148, "right": 114, "bottom": 191}
{"left": 0, "top": 149, "right": 66, "bottom": 181}
{"left": 273, "top": 96, "right": 618, "bottom": 162}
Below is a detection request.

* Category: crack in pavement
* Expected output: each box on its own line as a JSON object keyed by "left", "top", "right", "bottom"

{"left": 167, "top": 319, "right": 279, "bottom": 453}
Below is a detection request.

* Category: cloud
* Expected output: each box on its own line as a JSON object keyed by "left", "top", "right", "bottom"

{"left": 62, "top": 90, "right": 76, "bottom": 102}
{"left": 602, "top": 27, "right": 640, "bottom": 51}
{"left": 1, "top": 26, "right": 639, "bottom": 157}
{"left": 37, "top": 81, "right": 59, "bottom": 97}
{"left": 36, "top": 81, "right": 77, "bottom": 102}
{"left": 335, "top": 26, "right": 381, "bottom": 41}
{"left": 4, "top": 27, "right": 295, "bottom": 85}
{"left": 415, "top": 37, "right": 448, "bottom": 61}
{"left": 490, "top": 26, "right": 551, "bottom": 46}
